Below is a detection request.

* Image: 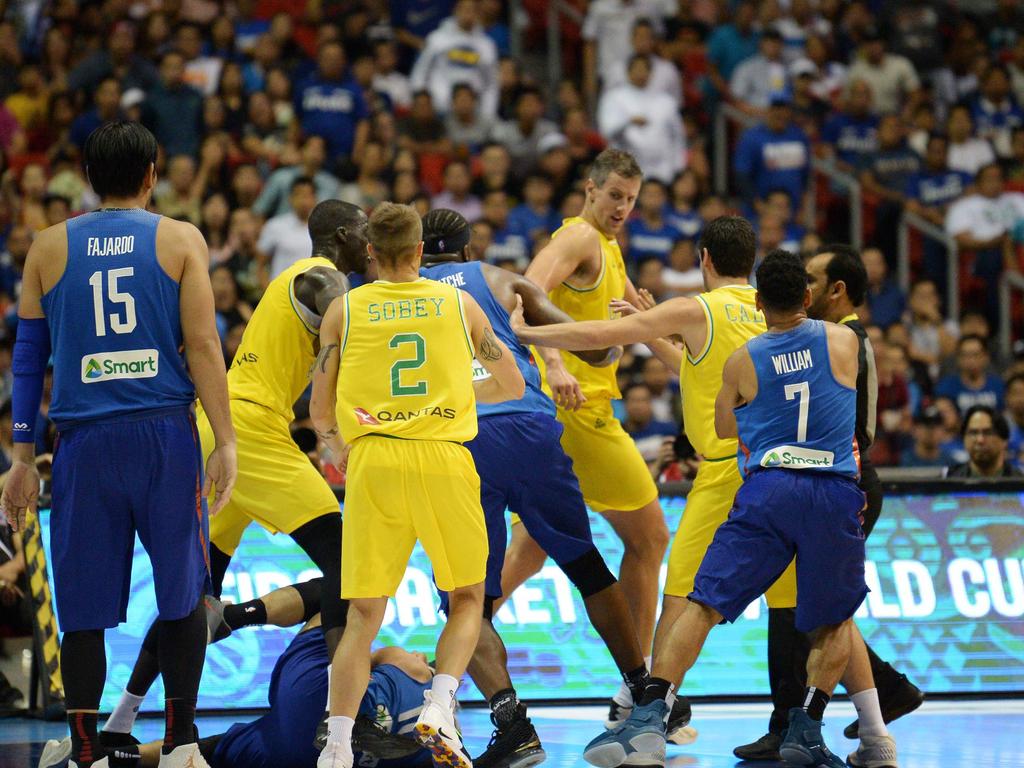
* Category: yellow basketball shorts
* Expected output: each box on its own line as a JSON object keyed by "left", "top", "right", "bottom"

{"left": 556, "top": 399, "right": 659, "bottom": 513}
{"left": 665, "top": 457, "right": 797, "bottom": 608}
{"left": 342, "top": 436, "right": 488, "bottom": 598}
{"left": 198, "top": 400, "right": 341, "bottom": 555}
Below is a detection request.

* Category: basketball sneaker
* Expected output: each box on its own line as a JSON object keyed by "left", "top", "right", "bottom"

{"left": 317, "top": 739, "right": 354, "bottom": 768}
{"left": 414, "top": 690, "right": 473, "bottom": 768}
{"left": 732, "top": 731, "right": 782, "bottom": 760}
{"left": 847, "top": 734, "right": 898, "bottom": 768}
{"left": 604, "top": 700, "right": 632, "bottom": 729}
{"left": 584, "top": 699, "right": 667, "bottom": 768}
{"left": 474, "top": 712, "right": 546, "bottom": 768}
{"left": 157, "top": 743, "right": 211, "bottom": 767}
{"left": 38, "top": 737, "right": 70, "bottom": 768}
{"left": 665, "top": 696, "right": 697, "bottom": 745}
{"left": 204, "top": 595, "right": 232, "bottom": 645}
{"left": 778, "top": 708, "right": 844, "bottom": 768}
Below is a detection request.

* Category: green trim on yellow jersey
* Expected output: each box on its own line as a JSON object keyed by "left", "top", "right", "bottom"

{"left": 454, "top": 289, "right": 474, "bottom": 356}
{"left": 560, "top": 249, "right": 607, "bottom": 294}
{"left": 340, "top": 292, "right": 352, "bottom": 354}
{"left": 687, "top": 295, "right": 715, "bottom": 365}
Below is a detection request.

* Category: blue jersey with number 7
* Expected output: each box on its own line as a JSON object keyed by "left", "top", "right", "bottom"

{"left": 41, "top": 209, "right": 195, "bottom": 426}
{"left": 734, "top": 318, "right": 859, "bottom": 478}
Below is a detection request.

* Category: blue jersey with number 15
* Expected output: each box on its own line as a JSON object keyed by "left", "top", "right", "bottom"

{"left": 41, "top": 209, "right": 195, "bottom": 426}
{"left": 735, "top": 319, "right": 859, "bottom": 478}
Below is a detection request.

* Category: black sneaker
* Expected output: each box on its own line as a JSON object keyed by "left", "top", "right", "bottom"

{"left": 733, "top": 731, "right": 782, "bottom": 761}
{"left": 353, "top": 714, "right": 424, "bottom": 760}
{"left": 666, "top": 696, "right": 698, "bottom": 745}
{"left": 474, "top": 714, "right": 546, "bottom": 768}
{"left": 99, "top": 731, "right": 141, "bottom": 748}
{"left": 843, "top": 674, "right": 925, "bottom": 739}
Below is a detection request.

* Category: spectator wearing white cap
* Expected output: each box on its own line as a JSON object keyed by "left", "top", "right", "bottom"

{"left": 605, "top": 19, "right": 682, "bottom": 105}
{"left": 598, "top": 54, "right": 685, "bottom": 184}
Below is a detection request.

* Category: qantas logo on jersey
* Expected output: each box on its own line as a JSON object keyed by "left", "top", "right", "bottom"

{"left": 354, "top": 408, "right": 380, "bottom": 425}
{"left": 760, "top": 445, "right": 834, "bottom": 469}
{"left": 374, "top": 406, "right": 457, "bottom": 422}
{"left": 81, "top": 349, "right": 159, "bottom": 383}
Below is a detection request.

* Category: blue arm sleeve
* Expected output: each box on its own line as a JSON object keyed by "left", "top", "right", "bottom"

{"left": 12, "top": 317, "right": 51, "bottom": 445}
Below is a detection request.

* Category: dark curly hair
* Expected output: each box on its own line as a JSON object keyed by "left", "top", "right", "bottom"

{"left": 422, "top": 208, "right": 471, "bottom": 255}
{"left": 756, "top": 249, "right": 809, "bottom": 312}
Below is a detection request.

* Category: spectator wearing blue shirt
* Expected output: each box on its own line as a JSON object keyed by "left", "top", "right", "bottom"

{"left": 142, "top": 51, "right": 203, "bottom": 157}
{"left": 704, "top": 1, "right": 759, "bottom": 104}
{"left": 621, "top": 382, "right": 678, "bottom": 471}
{"left": 820, "top": 79, "right": 879, "bottom": 171}
{"left": 754, "top": 189, "right": 805, "bottom": 252}
{"left": 69, "top": 77, "right": 122, "bottom": 151}
{"left": 295, "top": 41, "right": 370, "bottom": 170}
{"left": 480, "top": 189, "right": 529, "bottom": 267}
{"left": 936, "top": 335, "right": 1006, "bottom": 414}
{"left": 667, "top": 169, "right": 703, "bottom": 241}
{"left": 972, "top": 63, "right": 1024, "bottom": 160}
{"left": 862, "top": 246, "right": 905, "bottom": 328}
{"left": 1004, "top": 374, "right": 1024, "bottom": 463}
{"left": 859, "top": 114, "right": 921, "bottom": 268}
{"left": 900, "top": 408, "right": 958, "bottom": 468}
{"left": 626, "top": 181, "right": 681, "bottom": 265}
{"left": 507, "top": 175, "right": 559, "bottom": 249}
{"left": 733, "top": 94, "right": 811, "bottom": 212}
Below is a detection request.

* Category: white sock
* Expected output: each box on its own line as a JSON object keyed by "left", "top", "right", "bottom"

{"left": 326, "top": 715, "right": 355, "bottom": 751}
{"left": 644, "top": 656, "right": 652, "bottom": 670}
{"left": 851, "top": 688, "right": 888, "bottom": 739}
{"left": 325, "top": 664, "right": 332, "bottom": 711}
{"left": 431, "top": 674, "right": 459, "bottom": 710}
{"left": 102, "top": 691, "right": 144, "bottom": 734}
{"left": 613, "top": 681, "right": 633, "bottom": 707}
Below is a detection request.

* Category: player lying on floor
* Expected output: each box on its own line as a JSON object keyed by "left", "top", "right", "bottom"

{"left": 39, "top": 582, "right": 434, "bottom": 768}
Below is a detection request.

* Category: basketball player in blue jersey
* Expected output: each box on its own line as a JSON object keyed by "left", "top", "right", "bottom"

{"left": 580, "top": 250, "right": 897, "bottom": 768}
{"left": 2, "top": 122, "right": 236, "bottom": 768}
{"left": 418, "top": 210, "right": 692, "bottom": 768}
{"left": 39, "top": 582, "right": 434, "bottom": 768}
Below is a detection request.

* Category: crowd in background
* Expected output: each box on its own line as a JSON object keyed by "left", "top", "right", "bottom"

{"left": 1, "top": 0, "right": 1024, "bottom": 489}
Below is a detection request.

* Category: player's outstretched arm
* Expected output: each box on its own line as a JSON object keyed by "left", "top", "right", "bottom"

{"left": 309, "top": 297, "right": 349, "bottom": 470}
{"left": 463, "top": 292, "right": 526, "bottom": 403}
{"left": 512, "top": 295, "right": 703, "bottom": 351}
{"left": 619, "top": 281, "right": 685, "bottom": 371}
{"left": 2, "top": 229, "right": 53, "bottom": 532}
{"left": 175, "top": 220, "right": 237, "bottom": 515}
{"left": 508, "top": 271, "right": 616, "bottom": 366}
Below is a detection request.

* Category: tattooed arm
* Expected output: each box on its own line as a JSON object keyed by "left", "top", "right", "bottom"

{"left": 309, "top": 298, "right": 349, "bottom": 470}
{"left": 461, "top": 291, "right": 525, "bottom": 404}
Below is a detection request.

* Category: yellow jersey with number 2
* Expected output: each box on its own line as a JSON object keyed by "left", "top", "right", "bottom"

{"left": 540, "top": 216, "right": 627, "bottom": 402}
{"left": 337, "top": 278, "right": 477, "bottom": 444}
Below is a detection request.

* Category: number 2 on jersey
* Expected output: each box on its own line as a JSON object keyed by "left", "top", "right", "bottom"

{"left": 784, "top": 381, "right": 810, "bottom": 442}
{"left": 389, "top": 332, "right": 427, "bottom": 396}
{"left": 89, "top": 268, "right": 137, "bottom": 337}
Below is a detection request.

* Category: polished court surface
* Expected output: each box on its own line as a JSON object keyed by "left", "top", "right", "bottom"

{"left": 1, "top": 699, "right": 1022, "bottom": 768}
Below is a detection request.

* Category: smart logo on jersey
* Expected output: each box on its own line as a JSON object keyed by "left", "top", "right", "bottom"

{"left": 354, "top": 408, "right": 381, "bottom": 426}
{"left": 81, "top": 349, "right": 160, "bottom": 383}
{"left": 760, "top": 445, "right": 834, "bottom": 469}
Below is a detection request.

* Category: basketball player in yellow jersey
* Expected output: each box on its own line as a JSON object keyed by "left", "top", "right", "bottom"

{"left": 310, "top": 203, "right": 524, "bottom": 768}
{"left": 512, "top": 216, "right": 798, "bottom": 714}
{"left": 196, "top": 199, "right": 369, "bottom": 644}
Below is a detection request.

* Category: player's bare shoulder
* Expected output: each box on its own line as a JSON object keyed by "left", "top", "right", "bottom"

{"left": 553, "top": 220, "right": 604, "bottom": 281}
{"left": 824, "top": 320, "right": 859, "bottom": 385}
{"left": 155, "top": 216, "right": 208, "bottom": 282}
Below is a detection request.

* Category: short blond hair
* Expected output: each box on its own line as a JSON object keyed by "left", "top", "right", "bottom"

{"left": 368, "top": 202, "right": 423, "bottom": 266}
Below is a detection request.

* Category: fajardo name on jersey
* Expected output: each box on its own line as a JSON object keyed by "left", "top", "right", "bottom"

{"left": 760, "top": 445, "right": 835, "bottom": 469}
{"left": 81, "top": 349, "right": 159, "bottom": 383}
{"left": 87, "top": 236, "right": 135, "bottom": 256}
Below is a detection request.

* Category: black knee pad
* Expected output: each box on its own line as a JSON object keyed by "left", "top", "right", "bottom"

{"left": 292, "top": 578, "right": 324, "bottom": 622}
{"left": 483, "top": 595, "right": 495, "bottom": 621}
{"left": 209, "top": 544, "right": 232, "bottom": 599}
{"left": 560, "top": 548, "right": 617, "bottom": 598}
{"left": 290, "top": 514, "right": 342, "bottom": 573}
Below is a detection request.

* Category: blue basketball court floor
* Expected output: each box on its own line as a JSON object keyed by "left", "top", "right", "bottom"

{"left": 1, "top": 699, "right": 1021, "bottom": 767}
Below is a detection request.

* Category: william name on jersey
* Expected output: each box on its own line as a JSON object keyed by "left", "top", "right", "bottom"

{"left": 770, "top": 348, "right": 813, "bottom": 375}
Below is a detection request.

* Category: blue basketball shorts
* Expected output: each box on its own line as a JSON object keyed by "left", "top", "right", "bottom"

{"left": 439, "top": 411, "right": 595, "bottom": 610}
{"left": 49, "top": 406, "right": 211, "bottom": 632}
{"left": 689, "top": 468, "right": 868, "bottom": 633}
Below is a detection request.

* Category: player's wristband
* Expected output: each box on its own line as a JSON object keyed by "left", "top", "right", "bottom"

{"left": 11, "top": 317, "right": 51, "bottom": 444}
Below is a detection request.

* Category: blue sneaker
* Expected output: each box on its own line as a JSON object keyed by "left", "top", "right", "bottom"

{"left": 583, "top": 699, "right": 668, "bottom": 767}
{"left": 779, "top": 708, "right": 845, "bottom": 768}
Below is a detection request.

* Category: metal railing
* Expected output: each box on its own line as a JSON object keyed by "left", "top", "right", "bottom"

{"left": 545, "top": 0, "right": 584, "bottom": 97}
{"left": 999, "top": 271, "right": 1024, "bottom": 360}
{"left": 713, "top": 103, "right": 862, "bottom": 249}
{"left": 898, "top": 210, "right": 961, "bottom": 321}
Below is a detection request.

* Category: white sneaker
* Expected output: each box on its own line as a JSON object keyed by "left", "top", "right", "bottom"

{"left": 666, "top": 725, "right": 699, "bottom": 746}
{"left": 38, "top": 737, "right": 71, "bottom": 768}
{"left": 414, "top": 691, "right": 473, "bottom": 768}
{"left": 317, "top": 739, "right": 354, "bottom": 768}
{"left": 157, "top": 743, "right": 211, "bottom": 768}
{"left": 847, "top": 733, "right": 898, "bottom": 768}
